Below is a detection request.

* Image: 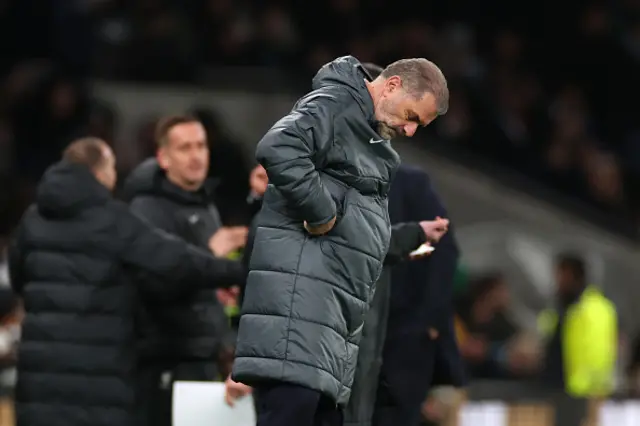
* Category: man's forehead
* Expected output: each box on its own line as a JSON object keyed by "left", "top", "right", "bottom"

{"left": 169, "top": 122, "right": 207, "bottom": 141}
{"left": 412, "top": 93, "right": 438, "bottom": 125}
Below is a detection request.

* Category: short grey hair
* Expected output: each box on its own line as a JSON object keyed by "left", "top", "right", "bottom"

{"left": 63, "top": 137, "right": 109, "bottom": 170}
{"left": 380, "top": 58, "right": 449, "bottom": 115}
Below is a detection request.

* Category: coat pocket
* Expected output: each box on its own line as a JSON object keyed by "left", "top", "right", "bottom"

{"left": 326, "top": 188, "right": 356, "bottom": 236}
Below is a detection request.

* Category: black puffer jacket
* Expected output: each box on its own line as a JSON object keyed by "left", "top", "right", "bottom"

{"left": 123, "top": 159, "right": 233, "bottom": 362}
{"left": 232, "top": 56, "right": 401, "bottom": 405}
{"left": 9, "top": 161, "right": 243, "bottom": 426}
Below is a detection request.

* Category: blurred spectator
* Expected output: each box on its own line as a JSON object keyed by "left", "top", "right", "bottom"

{"left": 123, "top": 116, "right": 247, "bottom": 426}
{"left": 0, "top": 235, "right": 20, "bottom": 392}
{"left": 455, "top": 273, "right": 539, "bottom": 380}
{"left": 87, "top": 100, "right": 118, "bottom": 144}
{"left": 0, "top": 0, "right": 638, "bottom": 234}
{"left": 124, "top": 1, "right": 198, "bottom": 82}
{"left": 0, "top": 288, "right": 19, "bottom": 358}
{"left": 0, "top": 239, "right": 8, "bottom": 289}
{"left": 628, "top": 335, "right": 640, "bottom": 396}
{"left": 538, "top": 253, "right": 617, "bottom": 397}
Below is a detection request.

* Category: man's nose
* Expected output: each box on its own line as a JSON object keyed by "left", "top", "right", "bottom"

{"left": 404, "top": 123, "right": 418, "bottom": 137}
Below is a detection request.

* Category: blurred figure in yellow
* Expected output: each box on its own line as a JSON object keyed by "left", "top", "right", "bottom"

{"left": 538, "top": 252, "right": 617, "bottom": 397}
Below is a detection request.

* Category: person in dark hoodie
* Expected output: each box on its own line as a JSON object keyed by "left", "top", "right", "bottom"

{"left": 231, "top": 56, "right": 449, "bottom": 426}
{"left": 121, "top": 115, "right": 248, "bottom": 426}
{"left": 8, "top": 137, "right": 244, "bottom": 426}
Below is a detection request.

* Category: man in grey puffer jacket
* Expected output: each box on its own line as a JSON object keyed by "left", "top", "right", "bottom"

{"left": 232, "top": 56, "right": 449, "bottom": 426}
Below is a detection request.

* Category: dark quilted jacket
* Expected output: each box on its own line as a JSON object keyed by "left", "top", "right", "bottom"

{"left": 9, "top": 161, "right": 243, "bottom": 426}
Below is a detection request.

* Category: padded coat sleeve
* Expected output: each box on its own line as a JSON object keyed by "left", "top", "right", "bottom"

{"left": 255, "top": 99, "right": 337, "bottom": 227}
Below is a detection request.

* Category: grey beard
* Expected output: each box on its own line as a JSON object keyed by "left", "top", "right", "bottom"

{"left": 377, "top": 122, "right": 398, "bottom": 140}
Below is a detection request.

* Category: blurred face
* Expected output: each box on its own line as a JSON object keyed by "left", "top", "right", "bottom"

{"left": 374, "top": 76, "right": 439, "bottom": 139}
{"left": 249, "top": 164, "right": 268, "bottom": 196}
{"left": 157, "top": 122, "right": 209, "bottom": 190}
{"left": 94, "top": 145, "right": 117, "bottom": 191}
{"left": 555, "top": 265, "right": 575, "bottom": 296}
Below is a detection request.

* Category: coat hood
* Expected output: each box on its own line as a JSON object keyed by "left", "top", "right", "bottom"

{"left": 312, "top": 56, "right": 376, "bottom": 124}
{"left": 36, "top": 161, "right": 111, "bottom": 218}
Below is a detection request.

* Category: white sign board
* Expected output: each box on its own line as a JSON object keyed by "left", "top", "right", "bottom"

{"left": 599, "top": 401, "right": 640, "bottom": 426}
{"left": 173, "top": 381, "right": 256, "bottom": 426}
{"left": 459, "top": 402, "right": 507, "bottom": 426}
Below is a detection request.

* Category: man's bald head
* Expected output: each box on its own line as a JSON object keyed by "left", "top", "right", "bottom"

{"left": 62, "top": 137, "right": 117, "bottom": 190}
{"left": 63, "top": 137, "right": 110, "bottom": 169}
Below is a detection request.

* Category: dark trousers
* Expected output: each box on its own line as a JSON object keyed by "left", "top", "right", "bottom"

{"left": 373, "top": 334, "right": 436, "bottom": 426}
{"left": 136, "top": 360, "right": 218, "bottom": 426}
{"left": 255, "top": 382, "right": 343, "bottom": 426}
{"left": 373, "top": 380, "right": 424, "bottom": 426}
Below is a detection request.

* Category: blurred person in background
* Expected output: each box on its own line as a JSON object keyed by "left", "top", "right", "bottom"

{"left": 0, "top": 284, "right": 21, "bottom": 415}
{"left": 628, "top": 335, "right": 640, "bottom": 396}
{"left": 0, "top": 238, "right": 8, "bottom": 290}
{"left": 8, "top": 137, "right": 244, "bottom": 426}
{"left": 538, "top": 252, "right": 617, "bottom": 397}
{"left": 232, "top": 56, "right": 449, "bottom": 426}
{"left": 372, "top": 165, "right": 463, "bottom": 426}
{"left": 626, "top": 332, "right": 640, "bottom": 396}
{"left": 246, "top": 163, "right": 270, "bottom": 220}
{"left": 122, "top": 115, "right": 248, "bottom": 426}
{"left": 0, "top": 286, "right": 21, "bottom": 381}
{"left": 454, "top": 273, "right": 539, "bottom": 380}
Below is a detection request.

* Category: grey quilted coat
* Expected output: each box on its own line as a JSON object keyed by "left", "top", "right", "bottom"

{"left": 232, "top": 56, "right": 401, "bottom": 406}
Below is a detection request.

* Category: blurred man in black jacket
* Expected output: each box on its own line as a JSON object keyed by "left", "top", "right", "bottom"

{"left": 122, "top": 116, "right": 248, "bottom": 426}
{"left": 9, "top": 137, "right": 244, "bottom": 426}
{"left": 373, "top": 164, "right": 463, "bottom": 426}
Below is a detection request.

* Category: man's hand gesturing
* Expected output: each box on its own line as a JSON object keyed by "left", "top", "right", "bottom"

{"left": 208, "top": 226, "right": 249, "bottom": 257}
{"left": 419, "top": 217, "right": 449, "bottom": 243}
{"left": 304, "top": 216, "right": 336, "bottom": 236}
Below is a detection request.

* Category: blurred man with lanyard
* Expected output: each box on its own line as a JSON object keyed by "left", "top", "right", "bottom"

{"left": 123, "top": 116, "right": 248, "bottom": 426}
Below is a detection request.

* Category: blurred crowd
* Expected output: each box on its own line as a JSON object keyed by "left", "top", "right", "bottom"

{"left": 1, "top": 0, "right": 639, "bottom": 235}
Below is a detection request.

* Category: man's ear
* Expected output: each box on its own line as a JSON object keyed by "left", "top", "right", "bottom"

{"left": 156, "top": 148, "right": 169, "bottom": 170}
{"left": 385, "top": 75, "right": 402, "bottom": 93}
